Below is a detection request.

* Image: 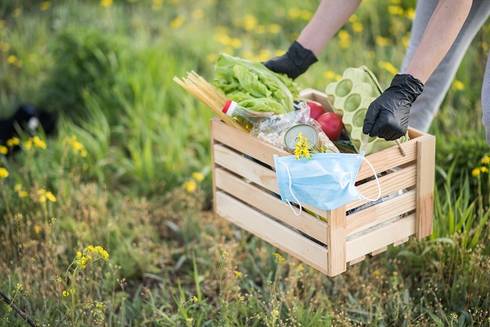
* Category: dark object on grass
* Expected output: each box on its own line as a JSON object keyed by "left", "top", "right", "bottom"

{"left": 0, "top": 104, "right": 57, "bottom": 147}
{"left": 0, "top": 289, "right": 37, "bottom": 327}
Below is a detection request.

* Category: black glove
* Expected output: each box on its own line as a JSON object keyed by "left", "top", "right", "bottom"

{"left": 363, "top": 74, "right": 424, "bottom": 140}
{"left": 264, "top": 41, "right": 318, "bottom": 79}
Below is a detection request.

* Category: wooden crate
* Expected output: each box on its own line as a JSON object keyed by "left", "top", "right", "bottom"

{"left": 211, "top": 89, "right": 435, "bottom": 277}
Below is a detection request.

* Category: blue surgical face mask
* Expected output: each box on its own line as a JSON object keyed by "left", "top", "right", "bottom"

{"left": 274, "top": 153, "right": 380, "bottom": 214}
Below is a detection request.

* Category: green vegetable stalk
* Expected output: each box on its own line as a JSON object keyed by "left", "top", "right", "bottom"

{"left": 214, "top": 54, "right": 299, "bottom": 114}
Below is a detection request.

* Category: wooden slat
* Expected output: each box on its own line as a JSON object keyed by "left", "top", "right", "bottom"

{"left": 346, "top": 190, "right": 416, "bottom": 235}
{"left": 327, "top": 207, "right": 347, "bottom": 276}
{"left": 211, "top": 122, "right": 218, "bottom": 213}
{"left": 346, "top": 214, "right": 415, "bottom": 261}
{"left": 371, "top": 246, "right": 388, "bottom": 256}
{"left": 349, "top": 256, "right": 366, "bottom": 266}
{"left": 347, "top": 164, "right": 417, "bottom": 211}
{"left": 215, "top": 168, "right": 328, "bottom": 244}
{"left": 216, "top": 191, "right": 328, "bottom": 274}
{"left": 212, "top": 118, "right": 289, "bottom": 167}
{"left": 357, "top": 139, "right": 417, "bottom": 181}
{"left": 394, "top": 237, "right": 409, "bottom": 247}
{"left": 213, "top": 144, "right": 327, "bottom": 217}
{"left": 415, "top": 135, "right": 435, "bottom": 239}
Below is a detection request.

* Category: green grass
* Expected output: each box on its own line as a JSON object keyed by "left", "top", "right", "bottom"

{"left": 0, "top": 0, "right": 489, "bottom": 326}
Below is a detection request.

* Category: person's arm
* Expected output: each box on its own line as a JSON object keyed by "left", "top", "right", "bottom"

{"left": 405, "top": 0, "right": 473, "bottom": 83}
{"left": 265, "top": 0, "right": 361, "bottom": 79}
{"left": 364, "top": 0, "right": 473, "bottom": 140}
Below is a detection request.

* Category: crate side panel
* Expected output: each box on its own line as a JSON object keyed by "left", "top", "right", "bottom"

{"left": 416, "top": 135, "right": 436, "bottom": 239}
{"left": 346, "top": 189, "right": 416, "bottom": 235}
{"left": 212, "top": 118, "right": 289, "bottom": 168}
{"left": 345, "top": 214, "right": 415, "bottom": 261}
{"left": 215, "top": 168, "right": 328, "bottom": 244}
{"left": 216, "top": 191, "right": 329, "bottom": 274}
{"left": 347, "top": 164, "right": 416, "bottom": 211}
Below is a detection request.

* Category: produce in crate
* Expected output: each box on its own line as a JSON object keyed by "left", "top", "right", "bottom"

{"left": 316, "top": 112, "right": 343, "bottom": 141}
{"left": 214, "top": 54, "right": 299, "bottom": 114}
{"left": 306, "top": 100, "right": 326, "bottom": 120}
{"left": 325, "top": 66, "right": 409, "bottom": 155}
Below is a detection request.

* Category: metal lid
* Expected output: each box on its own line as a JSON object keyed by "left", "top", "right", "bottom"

{"left": 283, "top": 124, "right": 318, "bottom": 151}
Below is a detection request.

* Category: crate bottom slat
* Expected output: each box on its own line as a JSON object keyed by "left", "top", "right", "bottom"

{"left": 345, "top": 214, "right": 415, "bottom": 262}
{"left": 216, "top": 191, "right": 329, "bottom": 275}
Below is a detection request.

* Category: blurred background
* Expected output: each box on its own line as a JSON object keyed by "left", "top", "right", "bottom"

{"left": 0, "top": 0, "right": 489, "bottom": 326}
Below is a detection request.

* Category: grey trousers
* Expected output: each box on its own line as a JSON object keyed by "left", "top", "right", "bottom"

{"left": 400, "top": 0, "right": 490, "bottom": 143}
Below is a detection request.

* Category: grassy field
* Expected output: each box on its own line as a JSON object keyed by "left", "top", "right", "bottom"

{"left": 0, "top": 0, "right": 489, "bottom": 326}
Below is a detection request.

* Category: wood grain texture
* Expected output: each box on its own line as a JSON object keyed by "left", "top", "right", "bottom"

{"left": 346, "top": 190, "right": 416, "bottom": 235}
{"left": 212, "top": 118, "right": 289, "bottom": 168}
{"left": 347, "top": 164, "right": 417, "bottom": 211}
{"left": 216, "top": 191, "right": 329, "bottom": 274}
{"left": 415, "top": 135, "right": 435, "bottom": 240}
{"left": 215, "top": 168, "right": 328, "bottom": 244}
{"left": 346, "top": 214, "right": 415, "bottom": 261}
{"left": 327, "top": 207, "right": 347, "bottom": 276}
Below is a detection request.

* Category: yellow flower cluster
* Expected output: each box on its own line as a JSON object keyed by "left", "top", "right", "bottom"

{"left": 0, "top": 145, "right": 7, "bottom": 155}
{"left": 215, "top": 29, "right": 242, "bottom": 49}
{"left": 452, "top": 80, "right": 465, "bottom": 91}
{"left": 24, "top": 136, "right": 47, "bottom": 150}
{"left": 40, "top": 1, "right": 50, "bottom": 11}
{"left": 338, "top": 30, "right": 351, "bottom": 49}
{"left": 0, "top": 167, "right": 9, "bottom": 179}
{"left": 62, "top": 288, "right": 75, "bottom": 297}
{"left": 15, "top": 184, "right": 28, "bottom": 198}
{"left": 375, "top": 36, "right": 390, "bottom": 47}
{"left": 323, "top": 70, "right": 342, "bottom": 81}
{"left": 272, "top": 252, "right": 286, "bottom": 265}
{"left": 378, "top": 61, "right": 398, "bottom": 75}
{"left": 287, "top": 8, "right": 312, "bottom": 21}
{"left": 7, "top": 55, "right": 22, "bottom": 68}
{"left": 472, "top": 155, "right": 490, "bottom": 177}
{"left": 242, "top": 15, "right": 257, "bottom": 31}
{"left": 65, "top": 135, "right": 87, "bottom": 157}
{"left": 100, "top": 0, "right": 112, "bottom": 8}
{"left": 294, "top": 133, "right": 311, "bottom": 160}
{"left": 170, "top": 15, "right": 185, "bottom": 29}
{"left": 75, "top": 245, "right": 110, "bottom": 269}
{"left": 184, "top": 171, "right": 205, "bottom": 193}
{"left": 349, "top": 15, "right": 363, "bottom": 33}
{"left": 37, "top": 188, "right": 57, "bottom": 203}
{"left": 152, "top": 0, "right": 163, "bottom": 11}
{"left": 7, "top": 137, "right": 20, "bottom": 147}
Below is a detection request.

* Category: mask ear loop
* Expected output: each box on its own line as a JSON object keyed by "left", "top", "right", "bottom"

{"left": 283, "top": 163, "right": 303, "bottom": 216}
{"left": 357, "top": 154, "right": 382, "bottom": 202}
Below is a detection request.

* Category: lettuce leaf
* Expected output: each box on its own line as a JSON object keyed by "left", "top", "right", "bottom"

{"left": 214, "top": 54, "right": 299, "bottom": 114}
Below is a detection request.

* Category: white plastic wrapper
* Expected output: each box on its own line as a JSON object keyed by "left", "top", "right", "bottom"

{"left": 251, "top": 104, "right": 339, "bottom": 153}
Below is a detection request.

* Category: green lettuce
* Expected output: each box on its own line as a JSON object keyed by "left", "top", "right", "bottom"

{"left": 214, "top": 54, "right": 299, "bottom": 114}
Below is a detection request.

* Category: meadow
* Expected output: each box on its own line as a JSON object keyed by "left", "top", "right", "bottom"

{"left": 0, "top": 0, "right": 489, "bottom": 326}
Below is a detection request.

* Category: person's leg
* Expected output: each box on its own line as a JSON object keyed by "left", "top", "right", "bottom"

{"left": 401, "top": 0, "right": 490, "bottom": 131}
{"left": 482, "top": 53, "right": 490, "bottom": 144}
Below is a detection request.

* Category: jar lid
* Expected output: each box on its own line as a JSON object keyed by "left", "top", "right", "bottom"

{"left": 284, "top": 124, "right": 318, "bottom": 151}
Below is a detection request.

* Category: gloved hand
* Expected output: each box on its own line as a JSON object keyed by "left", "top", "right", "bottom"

{"left": 264, "top": 41, "right": 318, "bottom": 79}
{"left": 363, "top": 74, "right": 424, "bottom": 140}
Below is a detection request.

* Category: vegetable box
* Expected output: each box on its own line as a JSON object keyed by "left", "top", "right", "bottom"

{"left": 211, "top": 89, "right": 435, "bottom": 277}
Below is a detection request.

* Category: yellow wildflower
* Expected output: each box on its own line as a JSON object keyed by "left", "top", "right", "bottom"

{"left": 65, "top": 136, "right": 87, "bottom": 157}
{"left": 24, "top": 138, "right": 32, "bottom": 150}
{"left": 481, "top": 155, "right": 490, "bottom": 165}
{"left": 7, "top": 137, "right": 20, "bottom": 147}
{"left": 0, "top": 145, "right": 7, "bottom": 155}
{"left": 406, "top": 8, "right": 416, "bottom": 20}
{"left": 170, "top": 15, "right": 184, "bottom": 29}
{"left": 37, "top": 189, "right": 56, "bottom": 203}
{"left": 402, "top": 35, "right": 410, "bottom": 48}
{"left": 300, "top": 9, "right": 312, "bottom": 21}
{"left": 15, "top": 184, "right": 28, "bottom": 198}
{"left": 45, "top": 191, "right": 56, "bottom": 202}
{"left": 152, "top": 0, "right": 163, "bottom": 10}
{"left": 75, "top": 245, "right": 110, "bottom": 268}
{"left": 0, "top": 167, "right": 9, "bottom": 179}
{"left": 33, "top": 224, "right": 42, "bottom": 235}
{"left": 338, "top": 30, "right": 351, "bottom": 49}
{"left": 184, "top": 179, "right": 197, "bottom": 193}
{"left": 62, "top": 290, "right": 70, "bottom": 297}
{"left": 15, "top": 283, "right": 23, "bottom": 292}
{"left": 242, "top": 15, "right": 257, "bottom": 31}
{"left": 348, "top": 14, "right": 358, "bottom": 23}
{"left": 40, "top": 1, "right": 50, "bottom": 11}
{"left": 480, "top": 166, "right": 489, "bottom": 173}
{"left": 233, "top": 270, "right": 242, "bottom": 278}
{"left": 229, "top": 38, "right": 242, "bottom": 49}
{"left": 32, "top": 136, "right": 47, "bottom": 149}
{"left": 472, "top": 167, "right": 481, "bottom": 177}
{"left": 323, "top": 70, "right": 338, "bottom": 80}
{"left": 452, "top": 80, "right": 465, "bottom": 91}
{"left": 272, "top": 252, "right": 286, "bottom": 265}
{"left": 376, "top": 36, "right": 390, "bottom": 47}
{"left": 206, "top": 53, "right": 218, "bottom": 63}
{"left": 378, "top": 61, "right": 398, "bottom": 75}
{"left": 294, "top": 133, "right": 311, "bottom": 160}
{"left": 287, "top": 8, "right": 301, "bottom": 20}
{"left": 274, "top": 50, "right": 284, "bottom": 57}
{"left": 352, "top": 21, "right": 363, "bottom": 33}
{"left": 192, "top": 172, "right": 204, "bottom": 182}
{"left": 256, "top": 49, "right": 271, "bottom": 62}
{"left": 267, "top": 24, "right": 281, "bottom": 34}
{"left": 100, "top": 0, "right": 112, "bottom": 8}
{"left": 7, "top": 55, "right": 18, "bottom": 65}
{"left": 388, "top": 5, "right": 404, "bottom": 16}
